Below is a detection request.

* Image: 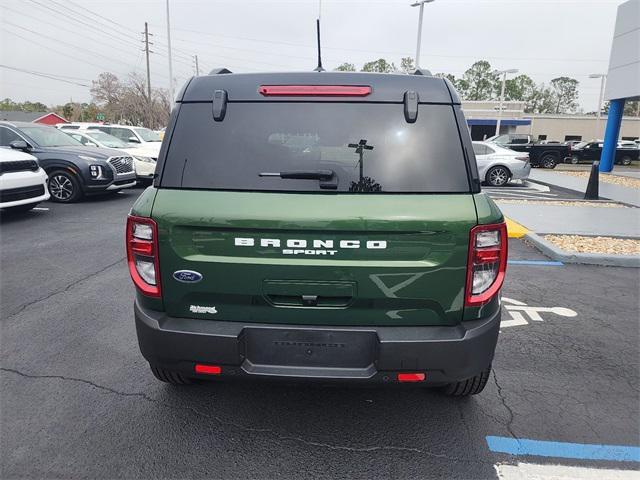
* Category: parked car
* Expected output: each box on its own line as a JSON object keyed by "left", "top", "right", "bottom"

{"left": 58, "top": 123, "right": 161, "bottom": 160}
{"left": 63, "top": 129, "right": 157, "bottom": 182}
{"left": 618, "top": 140, "right": 639, "bottom": 149}
{"left": 56, "top": 122, "right": 103, "bottom": 131}
{"left": 88, "top": 124, "right": 162, "bottom": 150}
{"left": 563, "top": 140, "right": 584, "bottom": 149}
{"left": 128, "top": 71, "right": 507, "bottom": 396}
{"left": 472, "top": 141, "right": 531, "bottom": 187}
{"left": 0, "top": 122, "right": 136, "bottom": 202}
{"left": 0, "top": 147, "right": 50, "bottom": 212}
{"left": 486, "top": 133, "right": 571, "bottom": 169}
{"left": 568, "top": 141, "right": 639, "bottom": 165}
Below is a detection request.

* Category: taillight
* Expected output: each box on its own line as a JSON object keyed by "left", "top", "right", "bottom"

{"left": 515, "top": 155, "right": 529, "bottom": 162}
{"left": 258, "top": 85, "right": 372, "bottom": 97}
{"left": 126, "top": 215, "right": 161, "bottom": 297}
{"left": 465, "top": 223, "right": 507, "bottom": 306}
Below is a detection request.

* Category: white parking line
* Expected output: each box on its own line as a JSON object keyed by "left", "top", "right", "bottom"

{"left": 33, "top": 207, "right": 49, "bottom": 211}
{"left": 496, "top": 462, "right": 639, "bottom": 479}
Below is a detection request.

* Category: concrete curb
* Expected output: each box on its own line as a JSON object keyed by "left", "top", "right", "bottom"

{"left": 524, "top": 232, "right": 640, "bottom": 268}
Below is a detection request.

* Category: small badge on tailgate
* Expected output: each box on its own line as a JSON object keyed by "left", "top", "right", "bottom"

{"left": 190, "top": 305, "right": 217, "bottom": 314}
{"left": 173, "top": 270, "right": 203, "bottom": 283}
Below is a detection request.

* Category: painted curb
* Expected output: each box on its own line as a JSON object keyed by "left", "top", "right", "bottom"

{"left": 525, "top": 232, "right": 640, "bottom": 267}
{"left": 505, "top": 217, "right": 528, "bottom": 239}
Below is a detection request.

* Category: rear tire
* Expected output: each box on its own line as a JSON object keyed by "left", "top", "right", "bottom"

{"left": 620, "top": 155, "right": 632, "bottom": 166}
{"left": 570, "top": 155, "right": 580, "bottom": 164}
{"left": 541, "top": 154, "right": 558, "bottom": 169}
{"left": 486, "top": 166, "right": 511, "bottom": 187}
{"left": 442, "top": 365, "right": 491, "bottom": 396}
{"left": 150, "top": 365, "right": 193, "bottom": 385}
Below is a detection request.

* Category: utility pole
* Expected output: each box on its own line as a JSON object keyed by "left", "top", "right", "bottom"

{"left": 589, "top": 73, "right": 606, "bottom": 140}
{"left": 411, "top": 0, "right": 434, "bottom": 70}
{"left": 193, "top": 55, "right": 199, "bottom": 76}
{"left": 143, "top": 22, "right": 152, "bottom": 101}
{"left": 495, "top": 68, "right": 519, "bottom": 136}
{"left": 142, "top": 22, "right": 153, "bottom": 127}
{"left": 165, "top": 0, "right": 174, "bottom": 101}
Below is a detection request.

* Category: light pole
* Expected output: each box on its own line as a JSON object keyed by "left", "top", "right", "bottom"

{"left": 589, "top": 73, "right": 606, "bottom": 140}
{"left": 495, "top": 68, "right": 519, "bottom": 137}
{"left": 165, "top": 0, "right": 174, "bottom": 102}
{"left": 411, "top": 0, "right": 434, "bottom": 70}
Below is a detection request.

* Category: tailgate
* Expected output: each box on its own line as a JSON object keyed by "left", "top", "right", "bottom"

{"left": 153, "top": 189, "right": 476, "bottom": 326}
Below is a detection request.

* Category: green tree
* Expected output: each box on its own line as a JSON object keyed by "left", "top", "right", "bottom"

{"left": 400, "top": 57, "right": 415, "bottom": 74}
{"left": 462, "top": 60, "right": 499, "bottom": 101}
{"left": 334, "top": 62, "right": 356, "bottom": 72}
{"left": 62, "top": 103, "right": 74, "bottom": 119}
{"left": 361, "top": 58, "right": 396, "bottom": 73}
{"left": 0, "top": 99, "right": 48, "bottom": 112}
{"left": 550, "top": 76, "right": 579, "bottom": 113}
{"left": 526, "top": 84, "right": 556, "bottom": 114}
{"left": 434, "top": 73, "right": 469, "bottom": 98}
{"left": 602, "top": 100, "right": 640, "bottom": 117}
{"left": 503, "top": 74, "right": 536, "bottom": 101}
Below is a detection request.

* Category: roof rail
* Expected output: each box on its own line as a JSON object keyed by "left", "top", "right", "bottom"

{"left": 413, "top": 68, "right": 432, "bottom": 76}
{"left": 209, "top": 68, "right": 232, "bottom": 75}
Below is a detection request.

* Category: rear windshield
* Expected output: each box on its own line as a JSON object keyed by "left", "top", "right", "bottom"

{"left": 161, "top": 102, "right": 470, "bottom": 193}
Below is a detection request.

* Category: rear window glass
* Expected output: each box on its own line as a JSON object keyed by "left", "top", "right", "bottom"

{"left": 161, "top": 102, "right": 470, "bottom": 193}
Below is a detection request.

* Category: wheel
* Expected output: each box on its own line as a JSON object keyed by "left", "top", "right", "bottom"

{"left": 150, "top": 365, "right": 193, "bottom": 385}
{"left": 486, "top": 166, "right": 511, "bottom": 187}
{"left": 570, "top": 155, "right": 580, "bottom": 164}
{"left": 4, "top": 203, "right": 38, "bottom": 213}
{"left": 442, "top": 365, "right": 491, "bottom": 396}
{"left": 620, "top": 156, "right": 632, "bottom": 166}
{"left": 541, "top": 154, "right": 557, "bottom": 169}
{"left": 48, "top": 170, "right": 82, "bottom": 203}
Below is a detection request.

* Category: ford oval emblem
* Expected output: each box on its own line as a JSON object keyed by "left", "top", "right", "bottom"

{"left": 173, "top": 270, "right": 203, "bottom": 283}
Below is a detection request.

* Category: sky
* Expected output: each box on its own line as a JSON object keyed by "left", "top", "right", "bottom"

{"left": 0, "top": 0, "right": 624, "bottom": 112}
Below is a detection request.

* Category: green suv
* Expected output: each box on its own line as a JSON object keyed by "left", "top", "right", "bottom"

{"left": 127, "top": 71, "right": 507, "bottom": 396}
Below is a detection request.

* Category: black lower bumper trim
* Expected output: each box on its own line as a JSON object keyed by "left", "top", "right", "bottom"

{"left": 134, "top": 300, "right": 501, "bottom": 384}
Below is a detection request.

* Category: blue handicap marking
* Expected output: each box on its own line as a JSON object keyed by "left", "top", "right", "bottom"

{"left": 507, "top": 260, "right": 564, "bottom": 266}
{"left": 486, "top": 436, "right": 640, "bottom": 462}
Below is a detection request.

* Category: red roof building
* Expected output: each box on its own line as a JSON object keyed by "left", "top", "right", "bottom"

{"left": 33, "top": 112, "right": 69, "bottom": 125}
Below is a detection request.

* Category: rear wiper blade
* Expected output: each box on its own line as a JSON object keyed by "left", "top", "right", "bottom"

{"left": 259, "top": 170, "right": 338, "bottom": 189}
{"left": 259, "top": 170, "right": 334, "bottom": 180}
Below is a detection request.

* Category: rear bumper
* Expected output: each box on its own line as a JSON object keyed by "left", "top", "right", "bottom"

{"left": 135, "top": 300, "right": 501, "bottom": 384}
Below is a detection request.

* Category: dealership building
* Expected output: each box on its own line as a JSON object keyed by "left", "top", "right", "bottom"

{"left": 462, "top": 100, "right": 640, "bottom": 142}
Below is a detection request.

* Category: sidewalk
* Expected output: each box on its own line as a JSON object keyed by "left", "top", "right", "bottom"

{"left": 500, "top": 203, "right": 640, "bottom": 237}
{"left": 529, "top": 169, "right": 640, "bottom": 207}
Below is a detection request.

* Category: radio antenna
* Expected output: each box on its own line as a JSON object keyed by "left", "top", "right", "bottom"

{"left": 314, "top": 18, "right": 325, "bottom": 72}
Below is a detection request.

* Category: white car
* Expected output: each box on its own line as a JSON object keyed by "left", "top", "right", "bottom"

{"left": 63, "top": 130, "right": 157, "bottom": 181}
{"left": 0, "top": 147, "right": 50, "bottom": 211}
{"left": 472, "top": 141, "right": 531, "bottom": 187}
{"left": 87, "top": 125, "right": 162, "bottom": 151}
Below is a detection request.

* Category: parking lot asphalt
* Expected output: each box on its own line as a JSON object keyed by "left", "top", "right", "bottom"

{"left": 483, "top": 180, "right": 579, "bottom": 201}
{"left": 1, "top": 188, "right": 639, "bottom": 479}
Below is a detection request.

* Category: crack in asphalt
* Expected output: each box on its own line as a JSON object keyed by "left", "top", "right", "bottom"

{"left": 1, "top": 367, "right": 479, "bottom": 462}
{"left": 491, "top": 369, "right": 519, "bottom": 443}
{"left": 2, "top": 257, "right": 126, "bottom": 320}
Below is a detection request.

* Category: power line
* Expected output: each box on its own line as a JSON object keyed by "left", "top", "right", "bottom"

{"left": 25, "top": 0, "right": 144, "bottom": 53}
{"left": 3, "top": 21, "right": 145, "bottom": 71}
{"left": 2, "top": 28, "right": 139, "bottom": 80}
{"left": 0, "top": 65, "right": 91, "bottom": 87}
{"left": 155, "top": 24, "right": 607, "bottom": 64}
